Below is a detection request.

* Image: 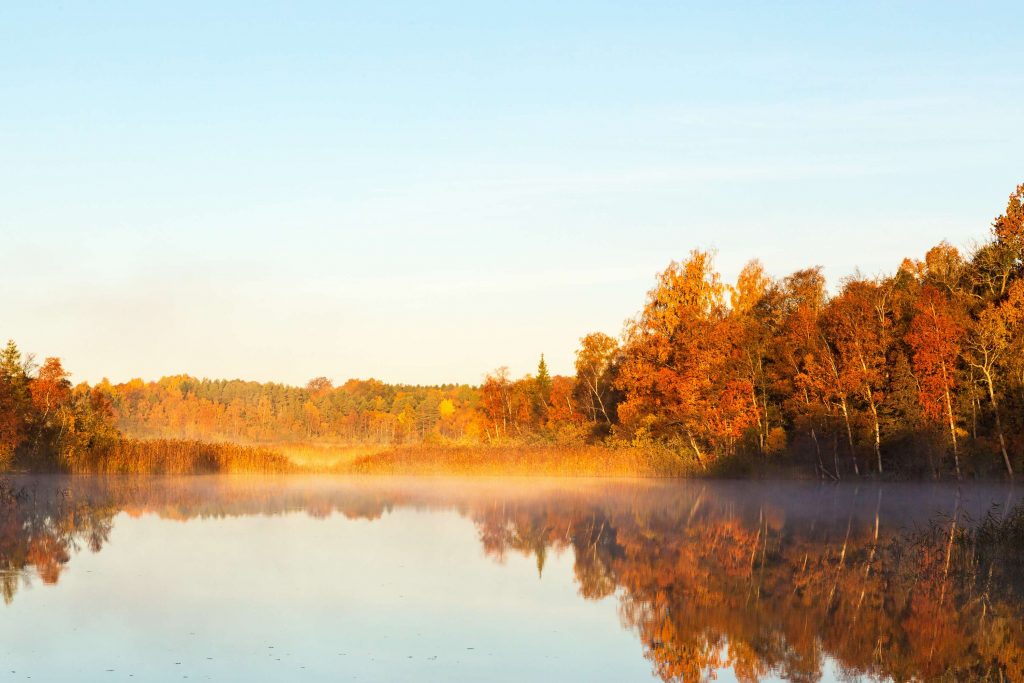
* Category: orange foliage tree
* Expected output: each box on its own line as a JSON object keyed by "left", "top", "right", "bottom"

{"left": 616, "top": 251, "right": 757, "bottom": 466}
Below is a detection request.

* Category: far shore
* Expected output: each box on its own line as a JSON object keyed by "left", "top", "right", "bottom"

{"left": 7, "top": 438, "right": 1008, "bottom": 481}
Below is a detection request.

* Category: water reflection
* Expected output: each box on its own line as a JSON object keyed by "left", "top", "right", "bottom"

{"left": 2, "top": 476, "right": 1022, "bottom": 682}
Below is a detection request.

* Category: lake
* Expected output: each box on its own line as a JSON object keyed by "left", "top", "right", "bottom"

{"left": 1, "top": 476, "right": 1021, "bottom": 682}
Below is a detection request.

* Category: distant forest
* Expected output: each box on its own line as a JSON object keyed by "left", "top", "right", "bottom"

{"left": 2, "top": 183, "right": 1022, "bottom": 478}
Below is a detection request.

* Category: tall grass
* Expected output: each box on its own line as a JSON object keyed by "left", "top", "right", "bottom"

{"left": 275, "top": 443, "right": 388, "bottom": 471}
{"left": 73, "top": 439, "right": 296, "bottom": 474}
{"left": 50, "top": 438, "right": 708, "bottom": 477}
{"left": 343, "top": 443, "right": 699, "bottom": 477}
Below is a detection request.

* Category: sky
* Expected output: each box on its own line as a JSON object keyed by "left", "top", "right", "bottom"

{"left": 2, "top": 1, "right": 1022, "bottom": 387}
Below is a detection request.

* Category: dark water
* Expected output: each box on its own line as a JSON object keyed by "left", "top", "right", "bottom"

{"left": 1, "top": 476, "right": 1021, "bottom": 682}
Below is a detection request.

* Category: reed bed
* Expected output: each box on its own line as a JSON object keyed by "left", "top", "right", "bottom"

{"left": 57, "top": 439, "right": 702, "bottom": 477}
{"left": 74, "top": 439, "right": 296, "bottom": 475}
{"left": 343, "top": 443, "right": 698, "bottom": 477}
{"left": 274, "top": 443, "right": 389, "bottom": 471}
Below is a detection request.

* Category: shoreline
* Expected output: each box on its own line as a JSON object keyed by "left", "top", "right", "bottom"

{"left": 5, "top": 440, "right": 1011, "bottom": 481}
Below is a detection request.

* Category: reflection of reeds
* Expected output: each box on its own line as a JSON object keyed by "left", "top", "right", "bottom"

{"left": 0, "top": 478, "right": 27, "bottom": 503}
{"left": 971, "top": 504, "right": 1024, "bottom": 557}
{"left": 956, "top": 503, "right": 1024, "bottom": 599}
{"left": 911, "top": 502, "right": 1024, "bottom": 590}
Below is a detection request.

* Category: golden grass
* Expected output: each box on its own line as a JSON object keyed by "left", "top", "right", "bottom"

{"left": 57, "top": 439, "right": 701, "bottom": 477}
{"left": 75, "top": 439, "right": 296, "bottom": 475}
{"left": 342, "top": 444, "right": 698, "bottom": 477}
{"left": 275, "top": 443, "right": 389, "bottom": 471}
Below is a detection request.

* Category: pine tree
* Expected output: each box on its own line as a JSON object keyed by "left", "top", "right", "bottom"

{"left": 528, "top": 354, "right": 553, "bottom": 427}
{"left": 0, "top": 340, "right": 30, "bottom": 467}
{"left": 536, "top": 354, "right": 552, "bottom": 404}
{"left": 0, "top": 340, "right": 23, "bottom": 382}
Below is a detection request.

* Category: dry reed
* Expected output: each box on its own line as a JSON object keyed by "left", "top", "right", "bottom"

{"left": 74, "top": 439, "right": 296, "bottom": 475}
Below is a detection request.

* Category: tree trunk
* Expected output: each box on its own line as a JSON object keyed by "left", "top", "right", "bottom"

{"left": 982, "top": 372, "right": 1013, "bottom": 478}
{"left": 838, "top": 396, "right": 859, "bottom": 476}
{"left": 686, "top": 431, "right": 707, "bottom": 471}
{"left": 760, "top": 357, "right": 771, "bottom": 447}
{"left": 803, "top": 388, "right": 834, "bottom": 480}
{"left": 593, "top": 379, "right": 611, "bottom": 424}
{"left": 866, "top": 391, "right": 882, "bottom": 474}
{"left": 857, "top": 352, "right": 883, "bottom": 474}
{"left": 822, "top": 339, "right": 858, "bottom": 476}
{"left": 939, "top": 359, "right": 961, "bottom": 479}
{"left": 750, "top": 381, "right": 764, "bottom": 452}
{"left": 969, "top": 368, "right": 978, "bottom": 439}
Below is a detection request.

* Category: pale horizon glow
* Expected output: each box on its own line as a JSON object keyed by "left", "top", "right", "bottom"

{"left": 2, "top": 2, "right": 1022, "bottom": 387}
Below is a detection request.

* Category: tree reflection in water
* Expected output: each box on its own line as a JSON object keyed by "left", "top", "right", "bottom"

{"left": 1, "top": 477, "right": 1021, "bottom": 681}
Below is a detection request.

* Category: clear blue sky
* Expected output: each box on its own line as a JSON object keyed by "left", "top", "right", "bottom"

{"left": 2, "top": 2, "right": 1021, "bottom": 386}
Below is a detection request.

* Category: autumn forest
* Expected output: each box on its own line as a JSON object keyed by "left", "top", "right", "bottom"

{"left": 3, "top": 183, "right": 1023, "bottom": 479}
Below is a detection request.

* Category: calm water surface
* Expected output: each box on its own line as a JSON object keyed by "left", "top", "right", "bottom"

{"left": 1, "top": 477, "right": 1021, "bottom": 682}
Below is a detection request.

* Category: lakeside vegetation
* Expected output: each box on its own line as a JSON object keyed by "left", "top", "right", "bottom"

{"left": 344, "top": 444, "right": 693, "bottom": 477}
{"left": 2, "top": 183, "right": 1022, "bottom": 478}
{"left": 68, "top": 439, "right": 296, "bottom": 475}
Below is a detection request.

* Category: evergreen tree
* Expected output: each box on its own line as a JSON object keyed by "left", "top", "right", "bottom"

{"left": 0, "top": 340, "right": 24, "bottom": 382}
{"left": 536, "top": 354, "right": 552, "bottom": 404}
{"left": 530, "top": 354, "right": 553, "bottom": 427}
{"left": 0, "top": 340, "right": 30, "bottom": 467}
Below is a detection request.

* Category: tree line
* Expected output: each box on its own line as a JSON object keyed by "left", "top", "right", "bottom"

{"left": 0, "top": 345, "right": 120, "bottom": 471}
{"left": 602, "top": 183, "right": 1024, "bottom": 478}
{"left": 490, "top": 183, "right": 1024, "bottom": 478}
{"left": 2, "top": 182, "right": 1022, "bottom": 477}
{"left": 0, "top": 345, "right": 291, "bottom": 473}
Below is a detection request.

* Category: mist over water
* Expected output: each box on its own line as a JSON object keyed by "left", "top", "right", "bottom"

{"left": 1, "top": 476, "right": 1021, "bottom": 682}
